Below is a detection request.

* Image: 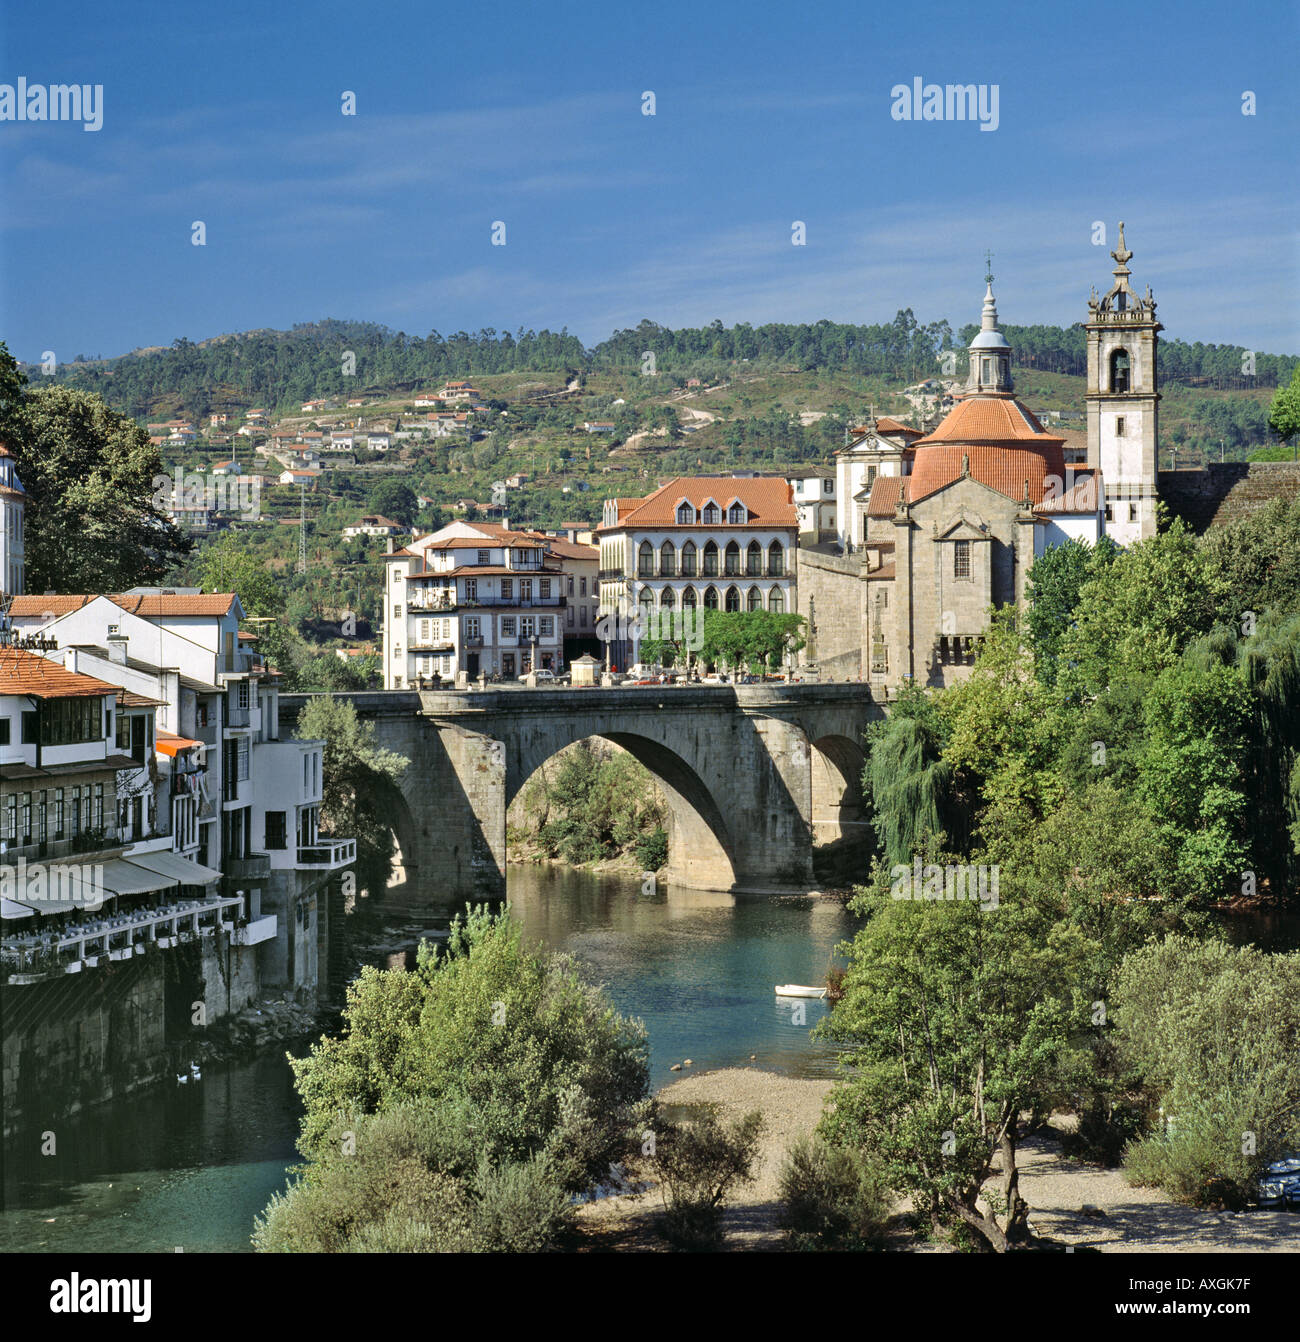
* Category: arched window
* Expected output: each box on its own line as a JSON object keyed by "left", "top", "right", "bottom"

{"left": 703, "top": 585, "right": 719, "bottom": 610}
{"left": 728, "top": 502, "right": 746, "bottom": 523}
{"left": 660, "top": 586, "right": 675, "bottom": 609}
{"left": 681, "top": 541, "right": 697, "bottom": 576}
{"left": 767, "top": 541, "right": 784, "bottom": 576}
{"left": 676, "top": 502, "right": 694, "bottom": 525}
{"left": 638, "top": 541, "right": 654, "bottom": 578}
{"left": 725, "top": 586, "right": 741, "bottom": 612}
{"left": 768, "top": 588, "right": 784, "bottom": 614}
{"left": 682, "top": 586, "right": 698, "bottom": 608}
{"left": 660, "top": 539, "right": 676, "bottom": 576}
{"left": 702, "top": 501, "right": 720, "bottom": 525}
{"left": 746, "top": 540, "right": 762, "bottom": 575}
{"left": 747, "top": 586, "right": 762, "bottom": 611}
{"left": 703, "top": 540, "right": 719, "bottom": 576}
{"left": 1109, "top": 349, "right": 1131, "bottom": 394}
{"left": 724, "top": 541, "right": 740, "bottom": 576}
{"left": 639, "top": 586, "right": 656, "bottom": 616}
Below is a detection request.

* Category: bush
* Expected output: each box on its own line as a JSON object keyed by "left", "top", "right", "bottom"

{"left": 633, "top": 827, "right": 668, "bottom": 872}
{"left": 650, "top": 1106, "right": 763, "bottom": 1251}
{"left": 777, "top": 1136, "right": 889, "bottom": 1250}
{"left": 1114, "top": 936, "right": 1300, "bottom": 1207}
{"left": 471, "top": 1156, "right": 574, "bottom": 1252}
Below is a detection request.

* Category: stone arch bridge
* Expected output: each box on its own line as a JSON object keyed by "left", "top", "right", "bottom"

{"left": 280, "top": 685, "right": 881, "bottom": 901}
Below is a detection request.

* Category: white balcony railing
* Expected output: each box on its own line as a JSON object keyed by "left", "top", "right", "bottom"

{"left": 297, "top": 836, "right": 356, "bottom": 869}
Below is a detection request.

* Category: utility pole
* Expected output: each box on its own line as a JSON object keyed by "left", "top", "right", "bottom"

{"left": 297, "top": 482, "right": 307, "bottom": 575}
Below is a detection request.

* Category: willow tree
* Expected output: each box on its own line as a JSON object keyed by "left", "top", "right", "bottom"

{"left": 864, "top": 687, "right": 969, "bottom": 865}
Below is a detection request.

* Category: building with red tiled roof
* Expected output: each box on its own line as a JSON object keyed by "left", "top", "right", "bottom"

{"left": 805, "top": 272, "right": 1109, "bottom": 689}
{"left": 596, "top": 476, "right": 798, "bottom": 669}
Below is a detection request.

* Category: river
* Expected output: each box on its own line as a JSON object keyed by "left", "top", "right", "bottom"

{"left": 0, "top": 865, "right": 856, "bottom": 1253}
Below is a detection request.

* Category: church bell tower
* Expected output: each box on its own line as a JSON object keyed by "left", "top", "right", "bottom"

{"left": 1086, "top": 222, "right": 1160, "bottom": 545}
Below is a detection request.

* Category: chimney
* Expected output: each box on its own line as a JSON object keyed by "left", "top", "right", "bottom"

{"left": 107, "top": 634, "right": 129, "bottom": 664}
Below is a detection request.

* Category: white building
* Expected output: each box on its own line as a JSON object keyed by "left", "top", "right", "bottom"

{"left": 344, "top": 515, "right": 408, "bottom": 540}
{"left": 596, "top": 476, "right": 799, "bottom": 670}
{"left": 833, "top": 416, "right": 925, "bottom": 550}
{"left": 384, "top": 523, "right": 567, "bottom": 685}
{"left": 785, "top": 469, "right": 837, "bottom": 540}
{"left": 5, "top": 591, "right": 355, "bottom": 995}
{"left": 0, "top": 442, "right": 26, "bottom": 597}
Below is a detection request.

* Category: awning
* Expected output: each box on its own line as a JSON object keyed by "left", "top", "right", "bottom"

{"left": 4, "top": 862, "right": 115, "bottom": 913}
{"left": 126, "top": 851, "right": 222, "bottom": 887}
{"left": 156, "top": 731, "right": 203, "bottom": 757}
{"left": 98, "top": 858, "right": 175, "bottom": 898}
{"left": 2, "top": 897, "right": 37, "bottom": 920}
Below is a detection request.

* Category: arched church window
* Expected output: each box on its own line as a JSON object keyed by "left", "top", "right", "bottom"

{"left": 1110, "top": 349, "right": 1131, "bottom": 394}
{"left": 703, "top": 585, "right": 719, "bottom": 610}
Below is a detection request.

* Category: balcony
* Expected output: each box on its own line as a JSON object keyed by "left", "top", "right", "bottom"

{"left": 2, "top": 893, "right": 247, "bottom": 985}
{"left": 224, "top": 852, "right": 271, "bottom": 883}
{"left": 232, "top": 913, "right": 278, "bottom": 946}
{"left": 297, "top": 836, "right": 357, "bottom": 869}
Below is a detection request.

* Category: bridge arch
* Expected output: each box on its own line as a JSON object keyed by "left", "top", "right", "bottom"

{"left": 808, "top": 732, "right": 870, "bottom": 883}
{"left": 507, "top": 730, "right": 738, "bottom": 891}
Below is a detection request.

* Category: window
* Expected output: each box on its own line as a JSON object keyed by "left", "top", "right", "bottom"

{"left": 676, "top": 502, "right": 694, "bottom": 524}
{"left": 724, "top": 542, "right": 740, "bottom": 576}
{"left": 768, "top": 542, "right": 784, "bottom": 576}
{"left": 1109, "top": 349, "right": 1131, "bottom": 394}
{"left": 661, "top": 587, "right": 675, "bottom": 609}
{"left": 638, "top": 541, "right": 654, "bottom": 577}
{"left": 464, "top": 578, "right": 477, "bottom": 601}
{"left": 1104, "top": 504, "right": 1114, "bottom": 522}
{"left": 567, "top": 605, "right": 575, "bottom": 626}
{"left": 725, "top": 587, "right": 741, "bottom": 612}
{"left": 954, "top": 540, "right": 971, "bottom": 580}
{"left": 477, "top": 549, "right": 490, "bottom": 565}
{"left": 579, "top": 606, "right": 587, "bottom": 627}
{"left": 823, "top": 478, "right": 834, "bottom": 495}
{"left": 266, "top": 811, "right": 287, "bottom": 849}
{"left": 747, "top": 586, "right": 762, "bottom": 611}
{"left": 1129, "top": 503, "right": 1139, "bottom": 523}
{"left": 540, "top": 616, "right": 554, "bottom": 636}
{"left": 238, "top": 738, "right": 250, "bottom": 781}
{"left": 238, "top": 681, "right": 250, "bottom": 710}
{"left": 520, "top": 579, "right": 532, "bottom": 601}
{"left": 465, "top": 617, "right": 481, "bottom": 639}
{"left": 0, "top": 719, "right": 9, "bottom": 745}
{"left": 1115, "top": 416, "right": 1126, "bottom": 437}
{"left": 682, "top": 586, "right": 697, "bottom": 609}
{"left": 521, "top": 617, "right": 535, "bottom": 639}
{"left": 393, "top": 603, "right": 402, "bottom": 619}
{"left": 501, "top": 578, "right": 512, "bottom": 600}
{"left": 681, "top": 543, "right": 696, "bottom": 577}
{"left": 703, "top": 541, "right": 718, "bottom": 576}
{"left": 3, "top": 794, "right": 15, "bottom": 842}
{"left": 703, "top": 586, "right": 718, "bottom": 610}
{"left": 540, "top": 578, "right": 551, "bottom": 598}
{"left": 660, "top": 541, "right": 676, "bottom": 576}
{"left": 502, "top": 616, "right": 517, "bottom": 636}
{"left": 580, "top": 576, "right": 587, "bottom": 596}
{"left": 768, "top": 588, "right": 784, "bottom": 614}
{"left": 746, "top": 541, "right": 762, "bottom": 575}
{"left": 702, "top": 502, "right": 720, "bottom": 525}
{"left": 567, "top": 576, "right": 574, "bottom": 596}
{"left": 981, "top": 358, "right": 991, "bottom": 382}
{"left": 728, "top": 502, "right": 746, "bottom": 523}
{"left": 94, "top": 784, "right": 103, "bottom": 831}
{"left": 54, "top": 788, "right": 64, "bottom": 839}
{"left": 21, "top": 793, "right": 32, "bottom": 843}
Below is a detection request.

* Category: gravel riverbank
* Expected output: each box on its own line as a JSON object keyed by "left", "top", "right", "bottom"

{"left": 574, "top": 1067, "right": 1300, "bottom": 1252}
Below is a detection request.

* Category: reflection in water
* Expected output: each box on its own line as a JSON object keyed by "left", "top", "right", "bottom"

{"left": 0, "top": 862, "right": 855, "bottom": 1251}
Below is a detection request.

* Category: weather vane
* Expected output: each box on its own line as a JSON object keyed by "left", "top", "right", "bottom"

{"left": 984, "top": 249, "right": 994, "bottom": 286}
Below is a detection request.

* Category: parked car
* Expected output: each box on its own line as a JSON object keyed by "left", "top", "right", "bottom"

{"left": 1256, "top": 1155, "right": 1300, "bottom": 1209}
{"left": 519, "top": 668, "right": 556, "bottom": 684}
{"left": 701, "top": 673, "right": 731, "bottom": 685}
{"left": 626, "top": 662, "right": 662, "bottom": 681}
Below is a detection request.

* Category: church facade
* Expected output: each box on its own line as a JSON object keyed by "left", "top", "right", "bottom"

{"left": 801, "top": 226, "right": 1159, "bottom": 689}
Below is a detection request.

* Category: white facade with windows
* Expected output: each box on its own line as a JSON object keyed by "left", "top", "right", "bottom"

{"left": 0, "top": 443, "right": 25, "bottom": 597}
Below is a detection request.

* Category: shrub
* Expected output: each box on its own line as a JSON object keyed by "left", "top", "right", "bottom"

{"left": 471, "top": 1156, "right": 574, "bottom": 1252}
{"left": 651, "top": 1106, "right": 763, "bottom": 1251}
{"left": 633, "top": 827, "right": 668, "bottom": 872}
{"left": 777, "top": 1136, "right": 889, "bottom": 1250}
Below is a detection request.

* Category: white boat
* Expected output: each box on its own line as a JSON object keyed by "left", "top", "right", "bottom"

{"left": 775, "top": 984, "right": 826, "bottom": 999}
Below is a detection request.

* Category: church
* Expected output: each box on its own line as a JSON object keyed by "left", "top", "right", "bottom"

{"left": 800, "top": 224, "right": 1161, "bottom": 688}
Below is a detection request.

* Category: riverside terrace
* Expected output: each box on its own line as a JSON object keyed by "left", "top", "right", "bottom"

{"left": 278, "top": 682, "right": 882, "bottom": 901}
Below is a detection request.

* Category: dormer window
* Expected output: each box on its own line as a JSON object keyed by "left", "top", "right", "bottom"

{"left": 727, "top": 501, "right": 746, "bottom": 524}
{"left": 702, "top": 500, "right": 720, "bottom": 525}
{"left": 676, "top": 501, "right": 695, "bottom": 525}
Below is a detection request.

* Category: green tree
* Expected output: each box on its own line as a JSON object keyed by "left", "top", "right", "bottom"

{"left": 11, "top": 384, "right": 191, "bottom": 592}
{"left": 1024, "top": 535, "right": 1119, "bottom": 685}
{"left": 819, "top": 875, "right": 1092, "bottom": 1251}
{"left": 198, "top": 533, "right": 284, "bottom": 616}
{"left": 296, "top": 696, "right": 410, "bottom": 888}
{"left": 367, "top": 479, "right": 418, "bottom": 526}
{"left": 1267, "top": 364, "right": 1300, "bottom": 450}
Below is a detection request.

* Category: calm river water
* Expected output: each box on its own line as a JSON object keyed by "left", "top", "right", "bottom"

{"left": 0, "top": 865, "right": 856, "bottom": 1253}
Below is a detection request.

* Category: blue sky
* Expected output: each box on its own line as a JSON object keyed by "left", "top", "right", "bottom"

{"left": 2, "top": 0, "right": 1297, "bottom": 363}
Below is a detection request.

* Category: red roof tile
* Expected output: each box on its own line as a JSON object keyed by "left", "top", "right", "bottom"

{"left": 9, "top": 593, "right": 239, "bottom": 619}
{"left": 0, "top": 648, "right": 117, "bottom": 698}
{"left": 906, "top": 444, "right": 1067, "bottom": 507}
{"left": 598, "top": 477, "right": 796, "bottom": 531}
{"left": 914, "top": 394, "right": 1064, "bottom": 447}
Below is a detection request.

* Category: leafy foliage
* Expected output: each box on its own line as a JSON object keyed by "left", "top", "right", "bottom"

{"left": 650, "top": 1105, "right": 763, "bottom": 1251}
{"left": 777, "top": 1136, "right": 890, "bottom": 1251}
